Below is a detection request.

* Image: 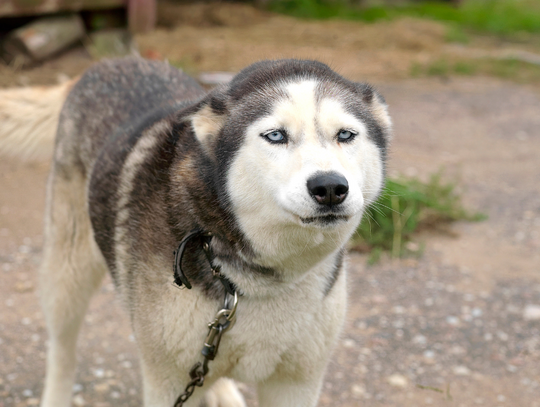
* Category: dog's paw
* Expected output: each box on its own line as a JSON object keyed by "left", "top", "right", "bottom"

{"left": 201, "top": 378, "right": 247, "bottom": 407}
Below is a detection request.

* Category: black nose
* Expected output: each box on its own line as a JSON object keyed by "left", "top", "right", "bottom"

{"left": 307, "top": 172, "right": 349, "bottom": 206}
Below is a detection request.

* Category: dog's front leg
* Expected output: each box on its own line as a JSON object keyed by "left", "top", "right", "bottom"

{"left": 257, "top": 371, "right": 325, "bottom": 407}
{"left": 140, "top": 363, "right": 207, "bottom": 407}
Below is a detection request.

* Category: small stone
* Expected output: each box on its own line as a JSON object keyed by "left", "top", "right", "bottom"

{"left": 523, "top": 305, "right": 540, "bottom": 321}
{"left": 72, "top": 394, "right": 85, "bottom": 406}
{"left": 121, "top": 360, "right": 132, "bottom": 369}
{"left": 509, "top": 357, "right": 524, "bottom": 366}
{"left": 387, "top": 374, "right": 408, "bottom": 388}
{"left": 471, "top": 308, "right": 483, "bottom": 317}
{"left": 19, "top": 245, "right": 31, "bottom": 254}
{"left": 371, "top": 295, "right": 387, "bottom": 304}
{"left": 343, "top": 339, "right": 356, "bottom": 348}
{"left": 506, "top": 364, "right": 517, "bottom": 373}
{"left": 94, "top": 382, "right": 109, "bottom": 393}
{"left": 446, "top": 316, "right": 460, "bottom": 326}
{"left": 93, "top": 368, "right": 105, "bottom": 378}
{"left": 497, "top": 395, "right": 506, "bottom": 402}
{"left": 22, "top": 389, "right": 33, "bottom": 397}
{"left": 73, "top": 383, "right": 83, "bottom": 393}
{"left": 452, "top": 365, "right": 471, "bottom": 376}
{"left": 412, "top": 334, "right": 427, "bottom": 345}
{"left": 450, "top": 345, "right": 465, "bottom": 355}
{"left": 405, "top": 241, "right": 419, "bottom": 252}
{"left": 392, "top": 305, "right": 406, "bottom": 314}
{"left": 351, "top": 384, "right": 365, "bottom": 398}
{"left": 26, "top": 398, "right": 39, "bottom": 406}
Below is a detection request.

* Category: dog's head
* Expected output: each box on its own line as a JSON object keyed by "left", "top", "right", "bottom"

{"left": 188, "top": 59, "right": 391, "bottom": 266}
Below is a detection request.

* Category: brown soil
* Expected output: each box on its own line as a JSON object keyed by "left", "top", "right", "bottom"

{"left": 1, "top": 2, "right": 539, "bottom": 407}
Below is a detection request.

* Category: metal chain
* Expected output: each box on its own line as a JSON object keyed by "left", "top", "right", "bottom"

{"left": 172, "top": 292, "right": 238, "bottom": 407}
{"left": 173, "top": 360, "right": 209, "bottom": 406}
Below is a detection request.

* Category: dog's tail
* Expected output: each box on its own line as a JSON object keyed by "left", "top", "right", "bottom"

{"left": 0, "top": 79, "right": 76, "bottom": 161}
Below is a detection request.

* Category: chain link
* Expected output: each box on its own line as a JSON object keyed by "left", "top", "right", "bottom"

{"left": 173, "top": 360, "right": 209, "bottom": 406}
{"left": 172, "top": 292, "right": 238, "bottom": 406}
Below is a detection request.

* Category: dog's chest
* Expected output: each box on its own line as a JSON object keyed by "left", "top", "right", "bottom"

{"left": 212, "top": 277, "right": 346, "bottom": 383}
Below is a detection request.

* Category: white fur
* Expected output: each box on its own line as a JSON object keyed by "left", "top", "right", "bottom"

{"left": 202, "top": 378, "right": 247, "bottom": 407}
{"left": 40, "top": 168, "right": 108, "bottom": 407}
{"left": 191, "top": 104, "right": 226, "bottom": 154}
{"left": 0, "top": 81, "right": 73, "bottom": 161}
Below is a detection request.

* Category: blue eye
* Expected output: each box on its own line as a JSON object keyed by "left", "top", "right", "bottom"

{"left": 337, "top": 129, "right": 356, "bottom": 142}
{"left": 262, "top": 130, "right": 287, "bottom": 144}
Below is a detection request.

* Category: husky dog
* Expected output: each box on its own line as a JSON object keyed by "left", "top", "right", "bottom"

{"left": 34, "top": 58, "right": 391, "bottom": 407}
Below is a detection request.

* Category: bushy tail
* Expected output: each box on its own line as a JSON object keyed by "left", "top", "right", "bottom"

{"left": 0, "top": 80, "right": 75, "bottom": 161}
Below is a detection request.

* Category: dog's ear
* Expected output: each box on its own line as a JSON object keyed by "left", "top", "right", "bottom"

{"left": 356, "top": 83, "right": 392, "bottom": 140}
{"left": 190, "top": 87, "right": 229, "bottom": 153}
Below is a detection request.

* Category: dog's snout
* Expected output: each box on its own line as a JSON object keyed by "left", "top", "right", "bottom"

{"left": 307, "top": 172, "right": 349, "bottom": 206}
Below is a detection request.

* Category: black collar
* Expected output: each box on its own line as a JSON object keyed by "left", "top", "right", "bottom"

{"left": 173, "top": 229, "right": 237, "bottom": 295}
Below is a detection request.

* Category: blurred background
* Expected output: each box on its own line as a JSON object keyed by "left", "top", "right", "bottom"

{"left": 0, "top": 0, "right": 540, "bottom": 87}
{"left": 0, "top": 1, "right": 539, "bottom": 406}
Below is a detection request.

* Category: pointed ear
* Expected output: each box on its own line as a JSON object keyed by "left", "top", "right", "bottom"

{"left": 190, "top": 87, "right": 229, "bottom": 153}
{"left": 357, "top": 83, "right": 393, "bottom": 139}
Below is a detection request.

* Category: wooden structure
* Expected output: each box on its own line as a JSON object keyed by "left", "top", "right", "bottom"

{"left": 0, "top": 0, "right": 155, "bottom": 33}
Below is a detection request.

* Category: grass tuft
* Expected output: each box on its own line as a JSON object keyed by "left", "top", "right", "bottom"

{"left": 351, "top": 173, "right": 485, "bottom": 260}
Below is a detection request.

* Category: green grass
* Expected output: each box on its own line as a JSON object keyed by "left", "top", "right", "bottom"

{"left": 269, "top": 0, "right": 540, "bottom": 36}
{"left": 169, "top": 57, "right": 198, "bottom": 76}
{"left": 445, "top": 24, "right": 470, "bottom": 44}
{"left": 351, "top": 173, "right": 485, "bottom": 262}
{"left": 412, "top": 57, "right": 540, "bottom": 83}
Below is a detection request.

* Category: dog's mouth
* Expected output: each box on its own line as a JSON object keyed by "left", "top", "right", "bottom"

{"left": 300, "top": 214, "right": 349, "bottom": 225}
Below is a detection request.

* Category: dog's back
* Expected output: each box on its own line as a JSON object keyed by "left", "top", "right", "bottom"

{"left": 54, "top": 58, "right": 205, "bottom": 173}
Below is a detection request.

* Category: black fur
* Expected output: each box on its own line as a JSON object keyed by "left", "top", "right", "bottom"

{"left": 324, "top": 248, "right": 345, "bottom": 296}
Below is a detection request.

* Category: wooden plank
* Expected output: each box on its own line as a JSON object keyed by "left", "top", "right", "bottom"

{"left": 127, "top": 0, "right": 155, "bottom": 33}
{"left": 0, "top": 0, "right": 126, "bottom": 18}
{"left": 2, "top": 14, "right": 85, "bottom": 65}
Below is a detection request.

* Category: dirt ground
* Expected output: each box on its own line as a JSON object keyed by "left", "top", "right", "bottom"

{"left": 1, "top": 3, "right": 540, "bottom": 407}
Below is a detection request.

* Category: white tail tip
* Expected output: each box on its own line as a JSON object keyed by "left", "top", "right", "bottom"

{"left": 0, "top": 80, "right": 74, "bottom": 162}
